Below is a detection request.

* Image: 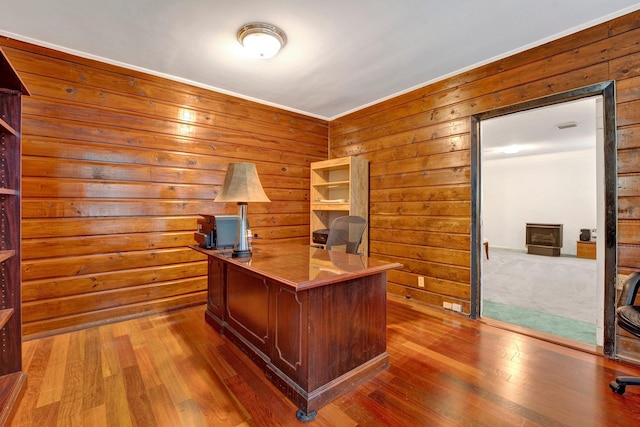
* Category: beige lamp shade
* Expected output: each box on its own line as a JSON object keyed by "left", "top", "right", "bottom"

{"left": 214, "top": 162, "right": 271, "bottom": 203}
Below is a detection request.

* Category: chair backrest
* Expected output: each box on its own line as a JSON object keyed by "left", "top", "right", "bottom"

{"left": 615, "top": 272, "right": 640, "bottom": 339}
{"left": 325, "top": 215, "right": 367, "bottom": 254}
{"left": 618, "top": 271, "right": 640, "bottom": 308}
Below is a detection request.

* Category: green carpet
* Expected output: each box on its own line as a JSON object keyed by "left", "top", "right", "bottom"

{"left": 483, "top": 300, "right": 597, "bottom": 345}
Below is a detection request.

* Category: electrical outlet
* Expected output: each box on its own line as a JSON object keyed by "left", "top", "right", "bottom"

{"left": 451, "top": 303, "right": 462, "bottom": 313}
{"left": 443, "top": 301, "right": 452, "bottom": 310}
{"left": 418, "top": 276, "right": 425, "bottom": 288}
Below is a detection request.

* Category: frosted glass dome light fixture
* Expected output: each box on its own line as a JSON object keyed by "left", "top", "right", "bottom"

{"left": 501, "top": 144, "right": 523, "bottom": 154}
{"left": 237, "top": 23, "right": 286, "bottom": 59}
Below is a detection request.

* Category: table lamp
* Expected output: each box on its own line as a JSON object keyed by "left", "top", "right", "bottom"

{"left": 214, "top": 162, "right": 271, "bottom": 257}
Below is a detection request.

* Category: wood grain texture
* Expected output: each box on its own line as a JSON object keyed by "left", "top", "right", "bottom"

{"left": 0, "top": 47, "right": 28, "bottom": 424}
{"left": 330, "top": 10, "right": 640, "bottom": 330}
{"left": 309, "top": 156, "right": 369, "bottom": 254}
{"left": 9, "top": 298, "right": 640, "bottom": 426}
{"left": 200, "top": 244, "right": 397, "bottom": 413}
{"left": 1, "top": 8, "right": 640, "bottom": 364}
{"left": 0, "top": 37, "right": 327, "bottom": 337}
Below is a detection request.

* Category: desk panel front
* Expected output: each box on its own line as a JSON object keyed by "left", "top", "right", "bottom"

{"left": 192, "top": 244, "right": 402, "bottom": 416}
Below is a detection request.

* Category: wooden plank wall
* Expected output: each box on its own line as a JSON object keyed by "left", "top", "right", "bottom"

{"left": 0, "top": 38, "right": 328, "bottom": 338}
{"left": 329, "top": 11, "right": 640, "bottom": 334}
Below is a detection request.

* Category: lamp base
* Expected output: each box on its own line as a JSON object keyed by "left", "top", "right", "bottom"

{"left": 232, "top": 249, "right": 251, "bottom": 258}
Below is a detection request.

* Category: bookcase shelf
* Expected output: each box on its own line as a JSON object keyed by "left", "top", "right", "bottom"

{"left": 0, "top": 46, "right": 28, "bottom": 425}
{"left": 0, "top": 308, "right": 13, "bottom": 330}
{"left": 310, "top": 156, "right": 369, "bottom": 255}
{"left": 0, "top": 188, "right": 18, "bottom": 196}
{"left": 0, "top": 250, "right": 15, "bottom": 263}
{"left": 0, "top": 117, "right": 17, "bottom": 136}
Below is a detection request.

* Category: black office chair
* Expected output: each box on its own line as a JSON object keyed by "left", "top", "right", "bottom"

{"left": 325, "top": 215, "right": 366, "bottom": 255}
{"left": 610, "top": 271, "right": 640, "bottom": 395}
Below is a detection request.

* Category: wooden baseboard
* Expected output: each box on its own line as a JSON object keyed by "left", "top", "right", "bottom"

{"left": 24, "top": 301, "right": 206, "bottom": 342}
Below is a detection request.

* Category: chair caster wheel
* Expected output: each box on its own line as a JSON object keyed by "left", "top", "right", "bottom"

{"left": 610, "top": 381, "right": 626, "bottom": 395}
{"left": 296, "top": 409, "right": 317, "bottom": 423}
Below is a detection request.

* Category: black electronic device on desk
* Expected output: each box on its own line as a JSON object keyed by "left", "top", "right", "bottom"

{"left": 580, "top": 228, "right": 591, "bottom": 241}
{"left": 312, "top": 229, "right": 329, "bottom": 245}
{"left": 194, "top": 214, "right": 239, "bottom": 249}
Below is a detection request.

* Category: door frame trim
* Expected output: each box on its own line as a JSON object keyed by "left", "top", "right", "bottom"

{"left": 469, "top": 81, "right": 617, "bottom": 356}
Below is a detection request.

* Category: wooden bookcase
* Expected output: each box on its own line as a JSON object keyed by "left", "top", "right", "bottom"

{"left": 0, "top": 47, "right": 29, "bottom": 425}
{"left": 310, "top": 156, "right": 369, "bottom": 255}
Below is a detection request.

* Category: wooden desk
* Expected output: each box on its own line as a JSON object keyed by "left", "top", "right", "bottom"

{"left": 191, "top": 243, "right": 402, "bottom": 421}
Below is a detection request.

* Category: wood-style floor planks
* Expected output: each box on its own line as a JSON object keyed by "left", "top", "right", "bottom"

{"left": 10, "top": 295, "right": 640, "bottom": 426}
{"left": 103, "top": 372, "right": 131, "bottom": 427}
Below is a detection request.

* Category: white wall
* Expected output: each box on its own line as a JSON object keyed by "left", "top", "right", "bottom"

{"left": 482, "top": 148, "right": 596, "bottom": 255}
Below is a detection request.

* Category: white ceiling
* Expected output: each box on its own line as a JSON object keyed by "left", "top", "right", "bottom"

{"left": 481, "top": 97, "right": 599, "bottom": 160}
{"left": 1, "top": 0, "right": 639, "bottom": 121}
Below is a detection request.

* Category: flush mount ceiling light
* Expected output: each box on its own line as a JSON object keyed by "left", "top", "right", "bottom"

{"left": 501, "top": 144, "right": 523, "bottom": 154}
{"left": 556, "top": 121, "right": 578, "bottom": 130}
{"left": 237, "top": 23, "right": 286, "bottom": 59}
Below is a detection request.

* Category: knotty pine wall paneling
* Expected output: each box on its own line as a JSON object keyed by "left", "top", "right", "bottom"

{"left": 0, "top": 38, "right": 328, "bottom": 338}
{"left": 329, "top": 10, "right": 640, "bottom": 328}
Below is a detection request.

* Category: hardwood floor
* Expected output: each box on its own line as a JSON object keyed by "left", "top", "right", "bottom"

{"left": 10, "top": 295, "right": 640, "bottom": 426}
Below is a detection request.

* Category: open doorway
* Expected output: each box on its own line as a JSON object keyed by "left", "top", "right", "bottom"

{"left": 481, "top": 97, "right": 600, "bottom": 346}
{"left": 470, "top": 82, "right": 617, "bottom": 356}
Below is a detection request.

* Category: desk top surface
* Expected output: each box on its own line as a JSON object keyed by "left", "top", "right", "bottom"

{"left": 192, "top": 243, "right": 402, "bottom": 291}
